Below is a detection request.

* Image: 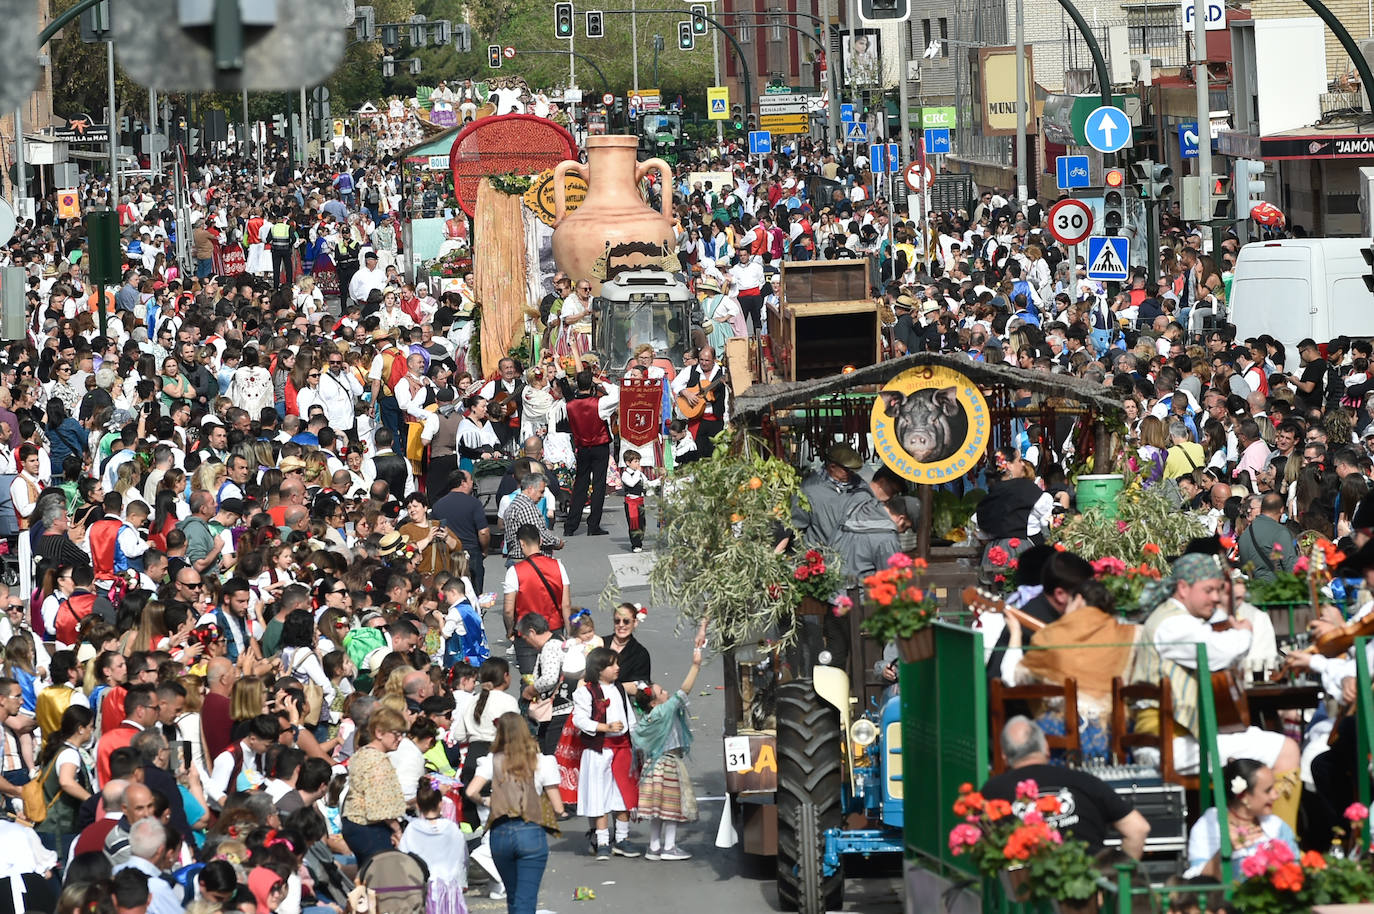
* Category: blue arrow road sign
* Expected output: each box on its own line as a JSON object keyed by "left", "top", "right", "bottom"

{"left": 1086, "top": 236, "right": 1130, "bottom": 282}
{"left": 1084, "top": 105, "right": 1130, "bottom": 154}
{"left": 845, "top": 121, "right": 868, "bottom": 144}
{"left": 1056, "top": 155, "right": 1090, "bottom": 189}
{"left": 748, "top": 130, "right": 772, "bottom": 155}
{"left": 869, "top": 143, "right": 886, "bottom": 174}
{"left": 1178, "top": 121, "right": 1200, "bottom": 159}
{"left": 924, "top": 127, "right": 951, "bottom": 155}
{"left": 840, "top": 103, "right": 855, "bottom": 123}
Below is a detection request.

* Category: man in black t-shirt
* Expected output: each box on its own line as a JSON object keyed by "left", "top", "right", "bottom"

{"left": 981, "top": 717, "right": 1150, "bottom": 857}
{"left": 1294, "top": 338, "right": 1330, "bottom": 413}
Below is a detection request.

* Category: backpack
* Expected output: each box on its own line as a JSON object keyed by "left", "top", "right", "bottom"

{"left": 54, "top": 592, "right": 97, "bottom": 645}
{"left": 378, "top": 347, "right": 407, "bottom": 398}
{"left": 366, "top": 185, "right": 382, "bottom": 207}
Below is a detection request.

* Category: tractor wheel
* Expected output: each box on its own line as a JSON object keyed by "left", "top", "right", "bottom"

{"left": 775, "top": 679, "right": 845, "bottom": 914}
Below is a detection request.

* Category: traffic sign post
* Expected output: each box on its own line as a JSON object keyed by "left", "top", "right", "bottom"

{"left": 844, "top": 121, "right": 868, "bottom": 144}
{"left": 1084, "top": 106, "right": 1130, "bottom": 154}
{"left": 1047, "top": 199, "right": 1094, "bottom": 246}
{"left": 840, "top": 104, "right": 855, "bottom": 123}
{"left": 707, "top": 86, "right": 728, "bottom": 119}
{"left": 1086, "top": 236, "right": 1130, "bottom": 281}
{"left": 1056, "top": 155, "right": 1090, "bottom": 190}
{"left": 904, "top": 161, "right": 933, "bottom": 193}
{"left": 748, "top": 131, "right": 772, "bottom": 156}
{"left": 923, "top": 127, "right": 950, "bottom": 155}
{"left": 602, "top": 92, "right": 615, "bottom": 106}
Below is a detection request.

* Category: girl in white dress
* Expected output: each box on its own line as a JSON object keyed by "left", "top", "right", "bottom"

{"left": 571, "top": 647, "right": 639, "bottom": 859}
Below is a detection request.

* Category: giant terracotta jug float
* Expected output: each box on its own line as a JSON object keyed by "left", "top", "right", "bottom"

{"left": 552, "top": 135, "right": 675, "bottom": 295}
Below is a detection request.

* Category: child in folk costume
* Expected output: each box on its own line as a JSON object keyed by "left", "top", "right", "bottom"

{"left": 570, "top": 647, "right": 640, "bottom": 859}
{"left": 631, "top": 644, "right": 703, "bottom": 861}
{"left": 620, "top": 450, "right": 659, "bottom": 553}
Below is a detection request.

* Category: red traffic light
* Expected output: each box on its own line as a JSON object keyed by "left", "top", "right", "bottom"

{"left": 1104, "top": 167, "right": 1125, "bottom": 188}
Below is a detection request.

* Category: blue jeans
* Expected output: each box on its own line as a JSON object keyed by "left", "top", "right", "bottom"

{"left": 341, "top": 819, "right": 394, "bottom": 869}
{"left": 489, "top": 819, "right": 549, "bottom": 914}
{"left": 196, "top": 258, "right": 214, "bottom": 279}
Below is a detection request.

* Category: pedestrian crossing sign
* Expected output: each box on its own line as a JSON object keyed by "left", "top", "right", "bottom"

{"left": 1085, "top": 236, "right": 1129, "bottom": 281}
{"left": 707, "top": 86, "right": 729, "bottom": 120}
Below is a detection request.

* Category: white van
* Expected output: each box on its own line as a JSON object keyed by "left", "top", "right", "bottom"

{"left": 1228, "top": 238, "right": 1374, "bottom": 352}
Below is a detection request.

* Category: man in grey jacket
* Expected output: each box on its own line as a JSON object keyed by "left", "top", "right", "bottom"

{"left": 1237, "top": 493, "right": 1298, "bottom": 582}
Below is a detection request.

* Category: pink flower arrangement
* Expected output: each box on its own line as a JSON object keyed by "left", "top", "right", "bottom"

{"left": 1091, "top": 556, "right": 1127, "bottom": 576}
{"left": 948, "top": 823, "right": 981, "bottom": 852}
{"left": 1345, "top": 802, "right": 1369, "bottom": 823}
{"left": 832, "top": 595, "right": 854, "bottom": 618}
{"left": 986, "top": 546, "right": 1010, "bottom": 567}
{"left": 1015, "top": 779, "right": 1039, "bottom": 800}
{"left": 887, "top": 552, "right": 913, "bottom": 570}
{"left": 1115, "top": 520, "right": 1129, "bottom": 533}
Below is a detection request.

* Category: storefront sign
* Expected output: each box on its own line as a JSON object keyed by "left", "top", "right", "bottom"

{"left": 1257, "top": 134, "right": 1374, "bottom": 160}
{"left": 871, "top": 365, "right": 991, "bottom": 483}
{"left": 523, "top": 167, "right": 589, "bottom": 227}
{"left": 977, "top": 47, "right": 1035, "bottom": 138}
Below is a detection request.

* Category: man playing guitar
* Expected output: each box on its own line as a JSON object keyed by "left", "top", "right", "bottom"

{"left": 671, "top": 345, "right": 729, "bottom": 459}
{"left": 479, "top": 357, "right": 525, "bottom": 450}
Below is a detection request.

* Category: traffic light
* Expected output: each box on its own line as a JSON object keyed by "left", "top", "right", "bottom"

{"left": 381, "top": 55, "right": 395, "bottom": 78}
{"left": 488, "top": 44, "right": 502, "bottom": 69}
{"left": 1129, "top": 160, "right": 1173, "bottom": 200}
{"left": 554, "top": 2, "right": 574, "bottom": 39}
{"left": 690, "top": 4, "right": 708, "bottom": 34}
{"left": 1103, "top": 170, "right": 1125, "bottom": 236}
{"left": 731, "top": 104, "right": 743, "bottom": 130}
{"left": 678, "top": 21, "right": 694, "bottom": 50}
{"left": 1211, "top": 175, "right": 1232, "bottom": 219}
{"left": 746, "top": 113, "right": 757, "bottom": 131}
{"left": 80, "top": 0, "right": 112, "bottom": 43}
{"left": 1233, "top": 159, "right": 1266, "bottom": 219}
{"left": 585, "top": 10, "right": 603, "bottom": 38}
{"left": 272, "top": 114, "right": 286, "bottom": 137}
{"left": 859, "top": 0, "right": 911, "bottom": 21}
{"left": 1362, "top": 242, "right": 1374, "bottom": 293}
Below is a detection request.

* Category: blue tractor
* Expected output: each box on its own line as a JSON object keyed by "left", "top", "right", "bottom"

{"left": 773, "top": 666, "right": 906, "bottom": 914}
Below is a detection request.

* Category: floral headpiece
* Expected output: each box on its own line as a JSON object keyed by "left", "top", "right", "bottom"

{"left": 632, "top": 603, "right": 648, "bottom": 622}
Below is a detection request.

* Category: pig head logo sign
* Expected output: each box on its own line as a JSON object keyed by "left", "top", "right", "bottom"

{"left": 871, "top": 366, "right": 990, "bottom": 483}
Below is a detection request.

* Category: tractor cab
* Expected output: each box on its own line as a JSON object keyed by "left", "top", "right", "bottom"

{"left": 594, "top": 269, "right": 700, "bottom": 378}
{"left": 638, "top": 112, "right": 686, "bottom": 165}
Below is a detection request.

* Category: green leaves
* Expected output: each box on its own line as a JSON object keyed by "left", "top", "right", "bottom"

{"left": 649, "top": 428, "right": 805, "bottom": 651}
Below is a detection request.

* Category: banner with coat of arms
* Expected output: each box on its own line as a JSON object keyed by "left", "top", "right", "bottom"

{"left": 619, "top": 378, "right": 663, "bottom": 447}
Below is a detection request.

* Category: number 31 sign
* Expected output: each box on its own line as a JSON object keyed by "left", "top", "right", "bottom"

{"left": 1047, "top": 198, "right": 1094, "bottom": 246}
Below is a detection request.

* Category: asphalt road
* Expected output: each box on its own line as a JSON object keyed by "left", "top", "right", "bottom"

{"left": 464, "top": 496, "right": 903, "bottom": 914}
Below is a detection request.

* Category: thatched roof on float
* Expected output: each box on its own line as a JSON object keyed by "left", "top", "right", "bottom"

{"left": 732, "top": 352, "right": 1125, "bottom": 418}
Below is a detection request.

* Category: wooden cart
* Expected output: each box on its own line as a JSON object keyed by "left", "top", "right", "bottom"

{"left": 768, "top": 259, "right": 881, "bottom": 381}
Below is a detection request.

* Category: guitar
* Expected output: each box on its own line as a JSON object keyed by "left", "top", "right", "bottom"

{"left": 1210, "top": 550, "right": 1253, "bottom": 734}
{"left": 961, "top": 587, "right": 1047, "bottom": 634}
{"left": 488, "top": 385, "right": 522, "bottom": 425}
{"left": 676, "top": 371, "right": 727, "bottom": 420}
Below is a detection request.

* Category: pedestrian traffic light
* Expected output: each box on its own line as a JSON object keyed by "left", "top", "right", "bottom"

{"left": 1103, "top": 183, "right": 1125, "bottom": 236}
{"left": 554, "top": 2, "right": 574, "bottom": 39}
{"left": 381, "top": 55, "right": 395, "bottom": 78}
{"left": 1211, "top": 175, "right": 1232, "bottom": 219}
{"left": 731, "top": 104, "right": 743, "bottom": 130}
{"left": 488, "top": 44, "right": 501, "bottom": 68}
{"left": 690, "top": 4, "right": 708, "bottom": 34}
{"left": 585, "top": 10, "right": 603, "bottom": 38}
{"left": 272, "top": 114, "right": 286, "bottom": 137}
{"left": 678, "top": 21, "right": 694, "bottom": 50}
{"left": 1233, "top": 159, "right": 1266, "bottom": 220}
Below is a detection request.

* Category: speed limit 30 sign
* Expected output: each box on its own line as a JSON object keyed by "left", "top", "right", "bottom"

{"left": 1047, "top": 198, "right": 1093, "bottom": 246}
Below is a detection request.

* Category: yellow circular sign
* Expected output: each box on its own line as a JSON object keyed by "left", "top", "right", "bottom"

{"left": 870, "top": 365, "right": 991, "bottom": 483}
{"left": 523, "top": 168, "right": 589, "bottom": 228}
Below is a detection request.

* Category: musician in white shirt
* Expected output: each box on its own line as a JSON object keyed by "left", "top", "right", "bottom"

{"left": 393, "top": 353, "right": 439, "bottom": 445}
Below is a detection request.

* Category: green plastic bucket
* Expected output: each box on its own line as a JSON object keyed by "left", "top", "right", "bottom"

{"left": 1076, "top": 474, "right": 1125, "bottom": 518}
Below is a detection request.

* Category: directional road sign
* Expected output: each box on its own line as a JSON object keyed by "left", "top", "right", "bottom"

{"left": 1083, "top": 106, "right": 1130, "bottom": 154}
{"left": 1086, "top": 236, "right": 1130, "bottom": 281}
{"left": 1055, "top": 155, "right": 1090, "bottom": 190}
{"left": 1178, "top": 121, "right": 1200, "bottom": 159}
{"left": 1047, "top": 199, "right": 1094, "bottom": 246}
{"left": 759, "top": 114, "right": 808, "bottom": 134}
{"left": 844, "top": 121, "right": 868, "bottom": 144}
{"left": 840, "top": 103, "right": 855, "bottom": 123}
{"left": 923, "top": 127, "right": 951, "bottom": 155}
{"left": 749, "top": 130, "right": 772, "bottom": 155}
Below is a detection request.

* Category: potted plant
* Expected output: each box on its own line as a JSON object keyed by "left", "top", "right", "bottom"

{"left": 861, "top": 553, "right": 938, "bottom": 662}
{"left": 1229, "top": 804, "right": 1374, "bottom": 913}
{"left": 791, "top": 548, "right": 842, "bottom": 616}
{"left": 946, "top": 780, "right": 1100, "bottom": 912}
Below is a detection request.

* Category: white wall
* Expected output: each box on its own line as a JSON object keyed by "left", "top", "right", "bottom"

{"left": 1254, "top": 18, "right": 1326, "bottom": 135}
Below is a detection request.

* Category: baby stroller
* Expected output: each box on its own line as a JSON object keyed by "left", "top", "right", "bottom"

{"left": 358, "top": 850, "right": 430, "bottom": 914}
